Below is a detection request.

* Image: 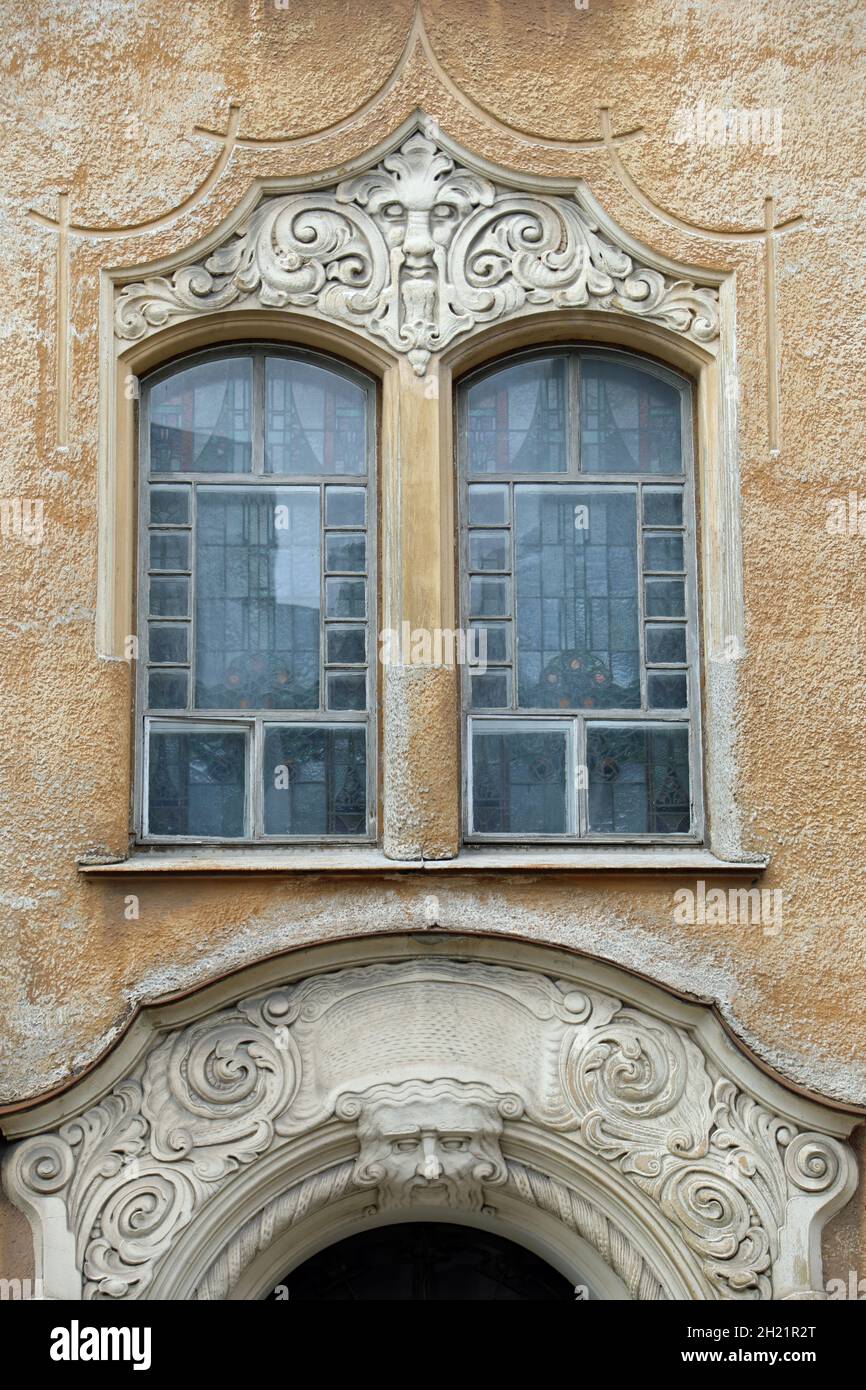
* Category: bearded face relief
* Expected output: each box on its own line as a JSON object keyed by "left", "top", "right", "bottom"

{"left": 336, "top": 133, "right": 496, "bottom": 370}
{"left": 341, "top": 1080, "right": 519, "bottom": 1212}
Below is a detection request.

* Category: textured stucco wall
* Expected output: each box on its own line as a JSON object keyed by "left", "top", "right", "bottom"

{"left": 0, "top": 0, "right": 864, "bottom": 1203}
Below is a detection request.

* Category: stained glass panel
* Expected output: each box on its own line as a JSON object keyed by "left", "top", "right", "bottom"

{"left": 471, "top": 725, "right": 569, "bottom": 834}
{"left": 263, "top": 725, "right": 366, "bottom": 835}
{"left": 581, "top": 359, "right": 682, "bottom": 474}
{"left": 147, "top": 728, "right": 247, "bottom": 837}
{"left": 465, "top": 357, "right": 567, "bottom": 474}
{"left": 195, "top": 488, "right": 320, "bottom": 710}
{"left": 149, "top": 358, "right": 252, "bottom": 474}
{"left": 586, "top": 724, "right": 690, "bottom": 833}
{"left": 514, "top": 487, "right": 640, "bottom": 710}
{"left": 265, "top": 358, "right": 366, "bottom": 475}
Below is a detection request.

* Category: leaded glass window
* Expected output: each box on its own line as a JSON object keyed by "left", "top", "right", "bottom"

{"left": 137, "top": 347, "right": 375, "bottom": 841}
{"left": 460, "top": 348, "right": 701, "bottom": 842}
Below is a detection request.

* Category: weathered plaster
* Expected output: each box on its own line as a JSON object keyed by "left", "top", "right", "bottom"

{"left": 1, "top": 0, "right": 864, "bottom": 1173}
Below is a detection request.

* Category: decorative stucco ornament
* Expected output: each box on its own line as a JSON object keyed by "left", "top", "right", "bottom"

{"left": 5, "top": 959, "right": 852, "bottom": 1302}
{"left": 114, "top": 133, "right": 720, "bottom": 371}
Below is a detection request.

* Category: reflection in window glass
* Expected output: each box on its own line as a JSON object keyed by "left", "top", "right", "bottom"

{"left": 461, "top": 350, "right": 696, "bottom": 841}
{"left": 587, "top": 724, "right": 690, "bottom": 834}
{"left": 149, "top": 624, "right": 189, "bottom": 665}
{"left": 195, "top": 489, "right": 320, "bottom": 710}
{"left": 265, "top": 358, "right": 366, "bottom": 475}
{"left": 471, "top": 725, "right": 569, "bottom": 834}
{"left": 581, "top": 359, "right": 682, "bottom": 474}
{"left": 149, "top": 358, "right": 252, "bottom": 473}
{"left": 150, "top": 485, "right": 190, "bottom": 526}
{"left": 147, "top": 728, "right": 247, "bottom": 837}
{"left": 148, "top": 670, "right": 188, "bottom": 710}
{"left": 465, "top": 357, "right": 567, "bottom": 474}
{"left": 263, "top": 725, "right": 366, "bottom": 835}
{"left": 645, "top": 624, "right": 687, "bottom": 664}
{"left": 515, "top": 488, "right": 639, "bottom": 710}
{"left": 141, "top": 350, "right": 375, "bottom": 843}
{"left": 149, "top": 576, "right": 189, "bottom": 617}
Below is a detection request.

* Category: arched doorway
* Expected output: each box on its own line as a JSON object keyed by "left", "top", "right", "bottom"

{"left": 270, "top": 1222, "right": 576, "bottom": 1301}
{"left": 3, "top": 938, "right": 857, "bottom": 1302}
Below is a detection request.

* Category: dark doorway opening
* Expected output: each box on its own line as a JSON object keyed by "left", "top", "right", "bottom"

{"left": 270, "top": 1221, "right": 576, "bottom": 1300}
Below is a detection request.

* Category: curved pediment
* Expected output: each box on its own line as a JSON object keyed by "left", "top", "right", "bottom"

{"left": 113, "top": 119, "right": 721, "bottom": 374}
{"left": 4, "top": 940, "right": 856, "bottom": 1302}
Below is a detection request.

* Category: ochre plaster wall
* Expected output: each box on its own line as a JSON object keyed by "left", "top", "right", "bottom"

{"left": 0, "top": 0, "right": 863, "bottom": 1169}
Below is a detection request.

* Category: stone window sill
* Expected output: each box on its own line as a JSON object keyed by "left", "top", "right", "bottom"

{"left": 77, "top": 846, "right": 768, "bottom": 876}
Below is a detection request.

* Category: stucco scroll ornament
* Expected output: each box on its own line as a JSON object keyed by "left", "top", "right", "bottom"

{"left": 114, "top": 132, "right": 720, "bottom": 370}
{"left": 561, "top": 1010, "right": 850, "bottom": 1299}
{"left": 140, "top": 1008, "right": 300, "bottom": 1178}
{"left": 4, "top": 1009, "right": 299, "bottom": 1299}
{"left": 4, "top": 1081, "right": 209, "bottom": 1300}
{"left": 448, "top": 195, "right": 719, "bottom": 345}
{"left": 113, "top": 196, "right": 389, "bottom": 344}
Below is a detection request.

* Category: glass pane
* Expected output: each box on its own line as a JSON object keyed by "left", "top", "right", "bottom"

{"left": 581, "top": 360, "right": 682, "bottom": 474}
{"left": 325, "top": 487, "right": 366, "bottom": 527}
{"left": 471, "top": 726, "right": 569, "bottom": 834}
{"left": 149, "top": 531, "right": 190, "bottom": 572}
{"left": 326, "top": 625, "right": 366, "bottom": 665}
{"left": 326, "top": 577, "right": 366, "bottom": 618}
{"left": 587, "top": 724, "right": 690, "bottom": 834}
{"left": 470, "top": 670, "right": 512, "bottom": 709}
{"left": 468, "top": 484, "right": 509, "bottom": 526}
{"left": 326, "top": 671, "right": 367, "bottom": 710}
{"left": 469, "top": 531, "right": 509, "bottom": 572}
{"left": 643, "top": 487, "right": 683, "bottom": 527}
{"left": 150, "top": 485, "right": 190, "bottom": 525}
{"left": 645, "top": 624, "right": 687, "bottom": 664}
{"left": 195, "top": 488, "right": 320, "bottom": 710}
{"left": 644, "top": 533, "right": 684, "bottom": 572}
{"left": 515, "top": 487, "right": 639, "bottom": 710}
{"left": 147, "top": 728, "right": 246, "bottom": 837}
{"left": 265, "top": 358, "right": 366, "bottom": 475}
{"left": 648, "top": 672, "right": 688, "bottom": 709}
{"left": 149, "top": 358, "right": 252, "bottom": 473}
{"left": 325, "top": 532, "right": 366, "bottom": 573}
{"left": 148, "top": 670, "right": 188, "bottom": 710}
{"left": 470, "top": 621, "right": 511, "bottom": 665}
{"left": 469, "top": 576, "right": 511, "bottom": 617}
{"left": 149, "top": 576, "right": 189, "bottom": 617}
{"left": 465, "top": 357, "right": 567, "bottom": 474}
{"left": 645, "top": 578, "right": 685, "bottom": 617}
{"left": 149, "top": 623, "right": 189, "bottom": 664}
{"left": 263, "top": 725, "right": 367, "bottom": 835}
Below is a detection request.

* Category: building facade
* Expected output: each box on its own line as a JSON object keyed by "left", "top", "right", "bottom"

{"left": 1, "top": 0, "right": 864, "bottom": 1302}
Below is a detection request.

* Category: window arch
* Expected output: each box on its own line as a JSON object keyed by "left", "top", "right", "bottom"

{"left": 135, "top": 345, "right": 376, "bottom": 843}
{"left": 458, "top": 347, "right": 702, "bottom": 843}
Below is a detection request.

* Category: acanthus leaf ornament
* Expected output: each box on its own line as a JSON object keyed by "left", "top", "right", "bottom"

{"left": 114, "top": 131, "right": 720, "bottom": 369}
{"left": 4, "top": 960, "right": 853, "bottom": 1301}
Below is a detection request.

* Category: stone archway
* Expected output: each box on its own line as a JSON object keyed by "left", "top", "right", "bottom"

{"left": 3, "top": 939, "right": 858, "bottom": 1301}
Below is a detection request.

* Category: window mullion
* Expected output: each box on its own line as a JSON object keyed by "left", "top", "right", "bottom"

{"left": 570, "top": 353, "right": 581, "bottom": 476}
{"left": 251, "top": 717, "right": 262, "bottom": 838}
{"left": 637, "top": 479, "right": 647, "bottom": 712}
{"left": 252, "top": 351, "right": 265, "bottom": 475}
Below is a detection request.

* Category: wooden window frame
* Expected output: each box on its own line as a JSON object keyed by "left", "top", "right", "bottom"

{"left": 457, "top": 345, "right": 704, "bottom": 846}
{"left": 133, "top": 343, "right": 378, "bottom": 845}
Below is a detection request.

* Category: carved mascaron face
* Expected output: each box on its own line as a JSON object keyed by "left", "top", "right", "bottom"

{"left": 337, "top": 133, "right": 495, "bottom": 275}
{"left": 349, "top": 1084, "right": 509, "bottom": 1211}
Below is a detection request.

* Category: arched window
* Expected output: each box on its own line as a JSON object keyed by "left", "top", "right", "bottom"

{"left": 136, "top": 346, "right": 376, "bottom": 842}
{"left": 458, "top": 348, "right": 701, "bottom": 842}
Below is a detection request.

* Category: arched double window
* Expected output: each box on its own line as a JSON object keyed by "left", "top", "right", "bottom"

{"left": 458, "top": 348, "right": 701, "bottom": 842}
{"left": 135, "top": 347, "right": 376, "bottom": 842}
{"left": 135, "top": 341, "right": 701, "bottom": 848}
